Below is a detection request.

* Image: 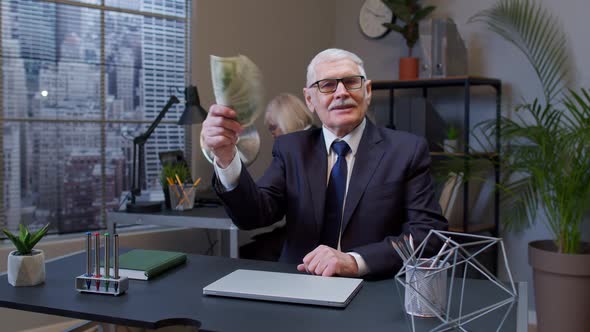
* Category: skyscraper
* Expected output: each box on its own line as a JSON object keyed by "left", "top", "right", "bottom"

{"left": 140, "top": 0, "right": 186, "bottom": 189}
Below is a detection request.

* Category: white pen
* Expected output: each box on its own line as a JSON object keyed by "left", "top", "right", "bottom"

{"left": 391, "top": 240, "right": 408, "bottom": 262}
{"left": 430, "top": 238, "right": 450, "bottom": 268}
{"left": 438, "top": 247, "right": 455, "bottom": 267}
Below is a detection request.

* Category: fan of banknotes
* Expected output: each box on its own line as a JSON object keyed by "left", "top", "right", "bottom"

{"left": 201, "top": 54, "right": 264, "bottom": 166}
{"left": 210, "top": 54, "right": 264, "bottom": 127}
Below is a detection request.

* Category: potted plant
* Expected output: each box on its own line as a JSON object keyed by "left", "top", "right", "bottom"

{"left": 443, "top": 125, "right": 458, "bottom": 153}
{"left": 160, "top": 162, "right": 192, "bottom": 209}
{"left": 3, "top": 223, "right": 50, "bottom": 286}
{"left": 471, "top": 1, "right": 590, "bottom": 331}
{"left": 381, "top": 0, "right": 435, "bottom": 80}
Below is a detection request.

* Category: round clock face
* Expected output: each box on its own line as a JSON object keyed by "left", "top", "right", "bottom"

{"left": 359, "top": 0, "right": 393, "bottom": 39}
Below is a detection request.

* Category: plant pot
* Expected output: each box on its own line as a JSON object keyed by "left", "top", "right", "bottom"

{"left": 7, "top": 249, "right": 46, "bottom": 286}
{"left": 443, "top": 139, "right": 458, "bottom": 153}
{"left": 529, "top": 240, "right": 590, "bottom": 332}
{"left": 399, "top": 57, "right": 419, "bottom": 80}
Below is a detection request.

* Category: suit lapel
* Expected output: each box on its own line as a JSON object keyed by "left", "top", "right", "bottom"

{"left": 341, "top": 121, "right": 385, "bottom": 233}
{"left": 305, "top": 131, "right": 328, "bottom": 233}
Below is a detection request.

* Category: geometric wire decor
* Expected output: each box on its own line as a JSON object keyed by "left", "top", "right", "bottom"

{"left": 395, "top": 230, "right": 518, "bottom": 332}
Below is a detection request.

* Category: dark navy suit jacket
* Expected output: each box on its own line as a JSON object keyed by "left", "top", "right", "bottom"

{"left": 214, "top": 119, "right": 447, "bottom": 278}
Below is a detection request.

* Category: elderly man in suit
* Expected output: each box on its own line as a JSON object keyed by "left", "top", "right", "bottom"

{"left": 201, "top": 48, "right": 447, "bottom": 279}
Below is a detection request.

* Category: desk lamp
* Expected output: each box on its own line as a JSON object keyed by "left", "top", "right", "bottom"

{"left": 178, "top": 85, "right": 208, "bottom": 125}
{"left": 127, "top": 85, "right": 208, "bottom": 213}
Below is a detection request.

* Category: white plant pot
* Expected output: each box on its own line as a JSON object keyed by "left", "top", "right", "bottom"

{"left": 443, "top": 139, "right": 458, "bottom": 153}
{"left": 7, "top": 249, "right": 46, "bottom": 286}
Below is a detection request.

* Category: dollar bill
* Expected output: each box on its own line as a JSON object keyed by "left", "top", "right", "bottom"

{"left": 210, "top": 54, "right": 263, "bottom": 127}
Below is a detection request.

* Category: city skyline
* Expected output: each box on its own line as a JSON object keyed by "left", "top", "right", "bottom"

{"left": 1, "top": 0, "right": 188, "bottom": 234}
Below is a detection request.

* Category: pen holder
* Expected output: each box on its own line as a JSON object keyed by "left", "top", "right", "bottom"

{"left": 75, "top": 274, "right": 129, "bottom": 296}
{"left": 169, "top": 184, "right": 196, "bottom": 211}
{"left": 404, "top": 259, "right": 448, "bottom": 317}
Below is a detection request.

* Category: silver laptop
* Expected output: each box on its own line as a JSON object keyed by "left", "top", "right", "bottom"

{"left": 203, "top": 269, "right": 363, "bottom": 308}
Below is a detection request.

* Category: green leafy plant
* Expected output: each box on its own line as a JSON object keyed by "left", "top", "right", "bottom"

{"left": 446, "top": 125, "right": 458, "bottom": 140}
{"left": 2, "top": 223, "right": 50, "bottom": 256}
{"left": 470, "top": 0, "right": 590, "bottom": 254}
{"left": 381, "top": 0, "right": 436, "bottom": 57}
{"left": 160, "top": 162, "right": 192, "bottom": 188}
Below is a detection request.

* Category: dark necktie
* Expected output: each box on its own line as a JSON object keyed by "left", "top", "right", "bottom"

{"left": 320, "top": 140, "right": 350, "bottom": 248}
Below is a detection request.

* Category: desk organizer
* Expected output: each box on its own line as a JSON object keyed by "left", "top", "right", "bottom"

{"left": 75, "top": 275, "right": 128, "bottom": 296}
{"left": 76, "top": 232, "right": 128, "bottom": 296}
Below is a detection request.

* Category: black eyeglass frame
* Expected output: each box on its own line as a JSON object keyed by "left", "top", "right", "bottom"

{"left": 308, "top": 75, "right": 366, "bottom": 93}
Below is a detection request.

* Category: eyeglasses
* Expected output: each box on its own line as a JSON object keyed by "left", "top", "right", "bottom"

{"left": 308, "top": 75, "right": 365, "bottom": 93}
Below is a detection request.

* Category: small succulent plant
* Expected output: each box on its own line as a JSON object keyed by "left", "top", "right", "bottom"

{"left": 2, "top": 223, "right": 50, "bottom": 255}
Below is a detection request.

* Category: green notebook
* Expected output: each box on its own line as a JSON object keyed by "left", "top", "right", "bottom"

{"left": 102, "top": 249, "right": 187, "bottom": 280}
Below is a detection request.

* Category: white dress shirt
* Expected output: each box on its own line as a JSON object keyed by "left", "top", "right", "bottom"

{"left": 214, "top": 118, "right": 369, "bottom": 276}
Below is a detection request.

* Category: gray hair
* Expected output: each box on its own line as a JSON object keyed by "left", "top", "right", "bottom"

{"left": 306, "top": 48, "right": 367, "bottom": 87}
{"left": 265, "top": 93, "right": 314, "bottom": 135}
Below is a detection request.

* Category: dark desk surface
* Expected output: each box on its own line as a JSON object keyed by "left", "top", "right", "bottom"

{"left": 0, "top": 252, "right": 526, "bottom": 331}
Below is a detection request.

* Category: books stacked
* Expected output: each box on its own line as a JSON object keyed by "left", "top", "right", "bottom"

{"left": 102, "top": 249, "right": 187, "bottom": 280}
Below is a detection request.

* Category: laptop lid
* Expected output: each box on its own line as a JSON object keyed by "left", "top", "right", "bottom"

{"left": 203, "top": 269, "right": 363, "bottom": 308}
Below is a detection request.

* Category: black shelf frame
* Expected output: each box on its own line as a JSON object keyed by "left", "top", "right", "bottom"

{"left": 372, "top": 76, "right": 502, "bottom": 239}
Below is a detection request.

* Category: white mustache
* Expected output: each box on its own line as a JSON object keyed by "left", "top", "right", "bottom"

{"left": 329, "top": 101, "right": 357, "bottom": 111}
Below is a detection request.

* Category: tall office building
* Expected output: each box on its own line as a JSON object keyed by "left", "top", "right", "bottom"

{"left": 0, "top": 3, "right": 29, "bottom": 229}
{"left": 116, "top": 47, "right": 136, "bottom": 112}
{"left": 3, "top": 0, "right": 57, "bottom": 230}
{"left": 140, "top": 0, "right": 186, "bottom": 189}
{"left": 2, "top": 37, "right": 27, "bottom": 230}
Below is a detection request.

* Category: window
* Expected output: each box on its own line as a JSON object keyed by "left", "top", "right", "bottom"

{"left": 1, "top": 0, "right": 190, "bottom": 235}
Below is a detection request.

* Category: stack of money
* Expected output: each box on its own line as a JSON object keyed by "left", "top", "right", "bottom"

{"left": 210, "top": 54, "right": 264, "bottom": 127}
{"left": 203, "top": 54, "right": 263, "bottom": 166}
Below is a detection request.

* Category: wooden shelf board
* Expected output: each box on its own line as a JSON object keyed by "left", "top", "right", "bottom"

{"left": 430, "top": 151, "right": 498, "bottom": 159}
{"left": 449, "top": 223, "right": 496, "bottom": 233}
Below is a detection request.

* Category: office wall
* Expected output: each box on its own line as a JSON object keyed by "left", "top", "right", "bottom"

{"left": 330, "top": 0, "right": 590, "bottom": 312}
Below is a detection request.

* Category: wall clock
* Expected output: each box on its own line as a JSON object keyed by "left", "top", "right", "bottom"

{"left": 359, "top": 0, "right": 394, "bottom": 39}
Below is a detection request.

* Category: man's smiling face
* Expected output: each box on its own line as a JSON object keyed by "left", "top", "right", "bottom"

{"left": 303, "top": 59, "right": 372, "bottom": 137}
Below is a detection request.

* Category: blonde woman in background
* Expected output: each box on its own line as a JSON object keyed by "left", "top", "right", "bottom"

{"left": 265, "top": 93, "right": 315, "bottom": 138}
{"left": 241, "top": 93, "right": 315, "bottom": 261}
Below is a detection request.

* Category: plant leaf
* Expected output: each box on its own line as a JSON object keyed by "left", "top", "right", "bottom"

{"left": 414, "top": 6, "right": 436, "bottom": 21}
{"left": 469, "top": 0, "right": 571, "bottom": 104}
{"left": 382, "top": 23, "right": 404, "bottom": 34}
{"left": 19, "top": 223, "right": 27, "bottom": 242}
{"left": 28, "top": 223, "right": 51, "bottom": 250}
{"left": 3, "top": 228, "right": 28, "bottom": 254}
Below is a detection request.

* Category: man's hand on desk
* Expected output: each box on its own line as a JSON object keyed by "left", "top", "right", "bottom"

{"left": 297, "top": 245, "right": 359, "bottom": 277}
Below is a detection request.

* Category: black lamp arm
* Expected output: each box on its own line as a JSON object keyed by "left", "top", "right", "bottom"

{"left": 134, "top": 95, "right": 181, "bottom": 145}
{"left": 130, "top": 95, "right": 181, "bottom": 203}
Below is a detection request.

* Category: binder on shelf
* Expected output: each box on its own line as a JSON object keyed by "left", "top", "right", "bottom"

{"left": 102, "top": 249, "right": 187, "bottom": 280}
{"left": 443, "top": 172, "right": 464, "bottom": 228}
{"left": 419, "top": 18, "right": 467, "bottom": 78}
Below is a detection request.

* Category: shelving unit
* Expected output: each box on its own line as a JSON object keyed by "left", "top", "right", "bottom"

{"left": 372, "top": 76, "right": 501, "bottom": 238}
